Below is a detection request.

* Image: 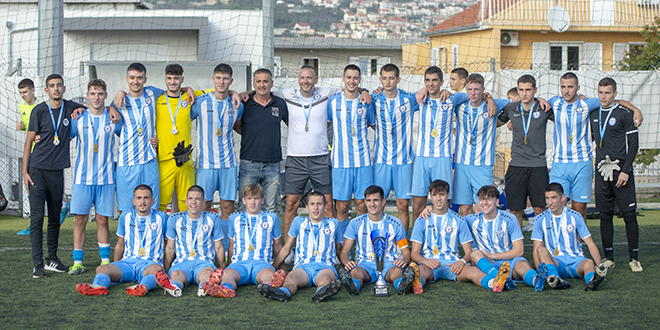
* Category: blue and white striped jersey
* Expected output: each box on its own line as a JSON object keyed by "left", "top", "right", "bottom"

{"left": 112, "top": 86, "right": 164, "bottom": 167}
{"left": 372, "top": 89, "right": 419, "bottom": 165}
{"left": 465, "top": 210, "right": 523, "bottom": 254}
{"left": 454, "top": 99, "right": 510, "bottom": 166}
{"left": 289, "top": 216, "right": 340, "bottom": 268}
{"left": 190, "top": 93, "right": 243, "bottom": 169}
{"left": 116, "top": 209, "right": 168, "bottom": 263}
{"left": 411, "top": 210, "right": 473, "bottom": 261}
{"left": 415, "top": 93, "right": 468, "bottom": 158}
{"left": 166, "top": 211, "right": 224, "bottom": 266}
{"left": 70, "top": 108, "right": 120, "bottom": 185}
{"left": 531, "top": 207, "right": 591, "bottom": 258}
{"left": 548, "top": 96, "right": 600, "bottom": 163}
{"left": 228, "top": 211, "right": 282, "bottom": 263}
{"left": 344, "top": 213, "right": 406, "bottom": 263}
{"left": 327, "top": 92, "right": 375, "bottom": 168}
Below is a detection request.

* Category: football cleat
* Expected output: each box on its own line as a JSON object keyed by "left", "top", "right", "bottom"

{"left": 154, "top": 270, "right": 182, "bottom": 297}
{"left": 629, "top": 260, "right": 643, "bottom": 273}
{"left": 585, "top": 262, "right": 608, "bottom": 291}
{"left": 203, "top": 282, "right": 236, "bottom": 298}
{"left": 126, "top": 284, "right": 148, "bottom": 297}
{"left": 68, "top": 263, "right": 86, "bottom": 275}
{"left": 208, "top": 268, "right": 224, "bottom": 286}
{"left": 534, "top": 263, "right": 548, "bottom": 292}
{"left": 76, "top": 283, "right": 108, "bottom": 296}
{"left": 197, "top": 286, "right": 207, "bottom": 297}
{"left": 547, "top": 275, "right": 571, "bottom": 290}
{"left": 312, "top": 279, "right": 342, "bottom": 303}
{"left": 409, "top": 262, "right": 423, "bottom": 294}
{"left": 493, "top": 262, "right": 511, "bottom": 292}
{"left": 338, "top": 268, "right": 359, "bottom": 295}
{"left": 601, "top": 258, "right": 615, "bottom": 269}
{"left": 257, "top": 283, "right": 291, "bottom": 302}
{"left": 269, "top": 269, "right": 286, "bottom": 288}
{"left": 397, "top": 266, "right": 415, "bottom": 295}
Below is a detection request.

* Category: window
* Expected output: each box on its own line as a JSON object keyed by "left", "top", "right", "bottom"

{"left": 350, "top": 56, "right": 390, "bottom": 76}
{"left": 370, "top": 59, "right": 378, "bottom": 76}
{"left": 302, "top": 58, "right": 319, "bottom": 74}
{"left": 549, "top": 44, "right": 581, "bottom": 71}
{"left": 452, "top": 44, "right": 458, "bottom": 69}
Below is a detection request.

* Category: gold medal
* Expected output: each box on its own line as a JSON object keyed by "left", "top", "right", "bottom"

{"left": 248, "top": 244, "right": 255, "bottom": 251}
{"left": 190, "top": 249, "right": 197, "bottom": 257}
{"left": 139, "top": 247, "right": 146, "bottom": 256}
{"left": 313, "top": 250, "right": 319, "bottom": 256}
{"left": 216, "top": 128, "right": 222, "bottom": 137}
{"left": 524, "top": 136, "right": 528, "bottom": 145}
{"left": 568, "top": 134, "right": 573, "bottom": 143}
{"left": 432, "top": 246, "right": 440, "bottom": 255}
{"left": 600, "top": 140, "right": 603, "bottom": 148}
{"left": 554, "top": 247, "right": 559, "bottom": 256}
{"left": 53, "top": 136, "right": 60, "bottom": 146}
{"left": 431, "top": 129, "right": 438, "bottom": 138}
{"left": 469, "top": 137, "right": 472, "bottom": 145}
{"left": 305, "top": 124, "right": 309, "bottom": 132}
{"left": 93, "top": 143, "right": 99, "bottom": 152}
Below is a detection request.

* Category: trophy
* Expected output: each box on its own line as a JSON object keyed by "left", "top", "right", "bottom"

{"left": 370, "top": 228, "right": 390, "bottom": 297}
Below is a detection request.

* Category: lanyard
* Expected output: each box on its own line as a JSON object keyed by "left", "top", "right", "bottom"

{"left": 551, "top": 209, "right": 566, "bottom": 252}
{"left": 212, "top": 92, "right": 229, "bottom": 130}
{"left": 137, "top": 213, "right": 154, "bottom": 252}
{"left": 564, "top": 101, "right": 575, "bottom": 142}
{"left": 299, "top": 89, "right": 317, "bottom": 130}
{"left": 428, "top": 99, "right": 440, "bottom": 133}
{"left": 384, "top": 96, "right": 398, "bottom": 126}
{"left": 342, "top": 93, "right": 363, "bottom": 133}
{"left": 187, "top": 213, "right": 205, "bottom": 253}
{"left": 430, "top": 212, "right": 447, "bottom": 248}
{"left": 364, "top": 214, "right": 386, "bottom": 256}
{"left": 520, "top": 101, "right": 536, "bottom": 141}
{"left": 598, "top": 103, "right": 618, "bottom": 145}
{"left": 166, "top": 94, "right": 182, "bottom": 128}
{"left": 91, "top": 109, "right": 108, "bottom": 147}
{"left": 466, "top": 103, "right": 483, "bottom": 140}
{"left": 244, "top": 213, "right": 264, "bottom": 247}
{"left": 307, "top": 219, "right": 326, "bottom": 254}
{"left": 482, "top": 210, "right": 500, "bottom": 249}
{"left": 129, "top": 95, "right": 146, "bottom": 130}
{"left": 46, "top": 99, "right": 64, "bottom": 141}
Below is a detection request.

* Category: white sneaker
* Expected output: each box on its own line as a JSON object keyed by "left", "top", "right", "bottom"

{"left": 602, "top": 258, "right": 615, "bottom": 268}
{"left": 629, "top": 260, "right": 643, "bottom": 273}
{"left": 284, "top": 251, "right": 295, "bottom": 264}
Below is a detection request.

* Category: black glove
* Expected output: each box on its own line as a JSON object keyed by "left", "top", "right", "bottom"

{"left": 172, "top": 141, "right": 193, "bottom": 167}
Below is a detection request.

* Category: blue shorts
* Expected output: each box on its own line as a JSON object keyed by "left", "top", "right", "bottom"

{"left": 332, "top": 166, "right": 373, "bottom": 201}
{"left": 373, "top": 163, "right": 413, "bottom": 199}
{"left": 169, "top": 260, "right": 216, "bottom": 286}
{"left": 116, "top": 159, "right": 160, "bottom": 212}
{"left": 70, "top": 184, "right": 115, "bottom": 217}
{"left": 294, "top": 262, "right": 338, "bottom": 287}
{"left": 412, "top": 157, "right": 452, "bottom": 197}
{"left": 226, "top": 260, "right": 274, "bottom": 286}
{"left": 113, "top": 258, "right": 159, "bottom": 283}
{"left": 196, "top": 167, "right": 238, "bottom": 202}
{"left": 453, "top": 163, "right": 493, "bottom": 205}
{"left": 220, "top": 218, "right": 230, "bottom": 250}
{"left": 550, "top": 161, "right": 593, "bottom": 203}
{"left": 493, "top": 257, "right": 528, "bottom": 280}
{"left": 555, "top": 255, "right": 588, "bottom": 279}
{"left": 355, "top": 261, "right": 400, "bottom": 284}
{"left": 421, "top": 261, "right": 459, "bottom": 282}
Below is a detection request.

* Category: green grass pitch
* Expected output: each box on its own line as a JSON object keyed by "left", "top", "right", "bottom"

{"left": 1, "top": 211, "right": 659, "bottom": 329}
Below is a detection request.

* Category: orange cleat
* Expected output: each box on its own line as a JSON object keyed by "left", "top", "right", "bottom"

{"left": 126, "top": 284, "right": 148, "bottom": 297}
{"left": 76, "top": 283, "right": 108, "bottom": 296}
{"left": 269, "top": 269, "right": 286, "bottom": 288}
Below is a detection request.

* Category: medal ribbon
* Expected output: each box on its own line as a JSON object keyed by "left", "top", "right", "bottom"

{"left": 91, "top": 109, "right": 108, "bottom": 149}
{"left": 598, "top": 102, "right": 618, "bottom": 145}
{"left": 166, "top": 93, "right": 182, "bottom": 129}
{"left": 564, "top": 101, "right": 575, "bottom": 142}
{"left": 551, "top": 209, "right": 566, "bottom": 254}
{"left": 307, "top": 218, "right": 326, "bottom": 256}
{"left": 520, "top": 100, "right": 536, "bottom": 142}
{"left": 384, "top": 95, "right": 398, "bottom": 127}
{"left": 46, "top": 99, "right": 64, "bottom": 141}
{"left": 212, "top": 92, "right": 228, "bottom": 132}
{"left": 429, "top": 99, "right": 440, "bottom": 136}
{"left": 137, "top": 213, "right": 154, "bottom": 256}
{"left": 430, "top": 212, "right": 447, "bottom": 256}
{"left": 298, "top": 89, "right": 317, "bottom": 129}
{"left": 342, "top": 93, "right": 360, "bottom": 134}
{"left": 128, "top": 94, "right": 146, "bottom": 132}
{"left": 187, "top": 213, "right": 205, "bottom": 256}
{"left": 467, "top": 103, "right": 482, "bottom": 142}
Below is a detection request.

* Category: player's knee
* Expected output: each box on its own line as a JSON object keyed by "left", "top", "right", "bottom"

{"left": 172, "top": 270, "right": 184, "bottom": 278}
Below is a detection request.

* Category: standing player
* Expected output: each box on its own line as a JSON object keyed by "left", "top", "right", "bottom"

{"left": 16, "top": 78, "right": 40, "bottom": 235}
{"left": 411, "top": 66, "right": 467, "bottom": 222}
{"left": 68, "top": 79, "right": 120, "bottom": 275}
{"left": 75, "top": 185, "right": 180, "bottom": 296}
{"left": 160, "top": 185, "right": 226, "bottom": 297}
{"left": 205, "top": 184, "right": 286, "bottom": 298}
{"left": 410, "top": 180, "right": 495, "bottom": 293}
{"left": 338, "top": 185, "right": 415, "bottom": 295}
{"left": 532, "top": 183, "right": 607, "bottom": 291}
{"left": 497, "top": 75, "right": 552, "bottom": 228}
{"left": 192, "top": 64, "right": 243, "bottom": 251}
{"left": 590, "top": 77, "right": 642, "bottom": 272}
{"left": 449, "top": 68, "right": 468, "bottom": 93}
{"left": 22, "top": 74, "right": 85, "bottom": 278}
{"left": 258, "top": 192, "right": 342, "bottom": 302}
{"left": 327, "top": 64, "right": 375, "bottom": 238}
{"left": 466, "top": 185, "right": 546, "bottom": 292}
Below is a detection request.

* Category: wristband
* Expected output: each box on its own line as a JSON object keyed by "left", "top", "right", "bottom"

{"left": 460, "top": 258, "right": 467, "bottom": 264}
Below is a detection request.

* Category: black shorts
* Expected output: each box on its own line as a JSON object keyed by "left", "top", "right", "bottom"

{"left": 595, "top": 169, "right": 637, "bottom": 212}
{"left": 284, "top": 154, "right": 332, "bottom": 195}
{"left": 504, "top": 165, "right": 548, "bottom": 210}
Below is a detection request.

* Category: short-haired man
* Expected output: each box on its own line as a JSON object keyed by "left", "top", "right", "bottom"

{"left": 327, "top": 64, "right": 375, "bottom": 238}
{"left": 466, "top": 185, "right": 547, "bottom": 292}
{"left": 207, "top": 183, "right": 286, "bottom": 297}
{"left": 15, "top": 78, "right": 40, "bottom": 236}
{"left": 338, "top": 185, "right": 415, "bottom": 295}
{"left": 67, "top": 79, "right": 121, "bottom": 275}
{"left": 258, "top": 192, "right": 342, "bottom": 302}
{"left": 497, "top": 75, "right": 552, "bottom": 228}
{"left": 449, "top": 68, "right": 468, "bottom": 93}
{"left": 160, "top": 185, "right": 226, "bottom": 297}
{"left": 532, "top": 183, "right": 608, "bottom": 291}
{"left": 590, "top": 77, "right": 642, "bottom": 272}
{"left": 22, "top": 74, "right": 85, "bottom": 278}
{"left": 410, "top": 180, "right": 495, "bottom": 293}
{"left": 75, "top": 185, "right": 180, "bottom": 296}
{"left": 234, "top": 68, "right": 288, "bottom": 214}
{"left": 506, "top": 87, "right": 519, "bottom": 101}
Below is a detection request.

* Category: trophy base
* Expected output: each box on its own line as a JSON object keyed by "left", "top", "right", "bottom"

{"left": 374, "top": 286, "right": 389, "bottom": 297}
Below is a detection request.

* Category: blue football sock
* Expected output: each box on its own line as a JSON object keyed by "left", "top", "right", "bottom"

{"left": 222, "top": 283, "right": 235, "bottom": 290}
{"left": 420, "top": 277, "right": 426, "bottom": 288}
{"left": 394, "top": 278, "right": 402, "bottom": 290}
{"left": 199, "top": 280, "right": 207, "bottom": 289}
{"left": 585, "top": 272, "right": 594, "bottom": 283}
{"left": 523, "top": 269, "right": 536, "bottom": 287}
{"left": 140, "top": 274, "right": 158, "bottom": 290}
{"left": 477, "top": 258, "right": 498, "bottom": 277}
{"left": 173, "top": 281, "right": 183, "bottom": 290}
{"left": 480, "top": 275, "right": 494, "bottom": 289}
{"left": 352, "top": 279, "right": 361, "bottom": 291}
{"left": 98, "top": 243, "right": 111, "bottom": 262}
{"left": 547, "top": 264, "right": 559, "bottom": 277}
{"left": 93, "top": 273, "right": 111, "bottom": 288}
{"left": 280, "top": 287, "right": 292, "bottom": 296}
{"left": 72, "top": 249, "right": 84, "bottom": 263}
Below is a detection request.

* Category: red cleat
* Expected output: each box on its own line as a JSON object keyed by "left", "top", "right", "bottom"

{"left": 203, "top": 282, "right": 236, "bottom": 298}
{"left": 126, "top": 284, "right": 148, "bottom": 297}
{"left": 76, "top": 283, "right": 108, "bottom": 296}
{"left": 208, "top": 268, "right": 224, "bottom": 286}
{"left": 154, "top": 270, "right": 181, "bottom": 297}
{"left": 269, "top": 269, "right": 286, "bottom": 288}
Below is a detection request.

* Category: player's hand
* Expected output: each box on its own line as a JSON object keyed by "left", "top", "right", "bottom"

{"left": 229, "top": 90, "right": 240, "bottom": 108}
{"left": 448, "top": 260, "right": 465, "bottom": 274}
{"left": 373, "top": 87, "right": 384, "bottom": 94}
{"left": 15, "top": 121, "right": 25, "bottom": 131}
{"left": 239, "top": 91, "right": 250, "bottom": 103}
{"left": 108, "top": 106, "right": 121, "bottom": 124}
{"left": 415, "top": 87, "right": 429, "bottom": 104}
{"left": 71, "top": 107, "right": 86, "bottom": 120}
{"left": 22, "top": 171, "right": 33, "bottom": 194}
{"left": 418, "top": 205, "right": 433, "bottom": 220}
{"left": 114, "top": 90, "right": 127, "bottom": 108}
{"left": 439, "top": 89, "right": 451, "bottom": 102}
{"left": 392, "top": 258, "right": 406, "bottom": 268}
{"left": 183, "top": 87, "right": 195, "bottom": 105}
{"left": 424, "top": 258, "right": 442, "bottom": 270}
{"left": 507, "top": 121, "right": 513, "bottom": 131}
{"left": 634, "top": 111, "right": 644, "bottom": 127}
{"left": 34, "top": 135, "right": 41, "bottom": 143}
{"left": 485, "top": 95, "right": 497, "bottom": 118}
{"left": 359, "top": 89, "right": 372, "bottom": 104}
{"left": 538, "top": 97, "right": 551, "bottom": 112}
{"left": 149, "top": 136, "right": 159, "bottom": 149}
{"left": 577, "top": 93, "right": 586, "bottom": 101}
{"left": 344, "top": 260, "right": 358, "bottom": 271}
{"left": 616, "top": 171, "right": 629, "bottom": 188}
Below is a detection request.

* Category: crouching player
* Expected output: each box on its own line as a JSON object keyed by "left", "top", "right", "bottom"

{"left": 532, "top": 183, "right": 607, "bottom": 291}
{"left": 258, "top": 191, "right": 342, "bottom": 302}
{"left": 466, "top": 185, "right": 546, "bottom": 292}
{"left": 410, "top": 180, "right": 495, "bottom": 293}
{"left": 159, "top": 185, "right": 226, "bottom": 297}
{"left": 206, "top": 184, "right": 286, "bottom": 298}
{"left": 338, "top": 185, "right": 415, "bottom": 295}
{"left": 75, "top": 185, "right": 180, "bottom": 296}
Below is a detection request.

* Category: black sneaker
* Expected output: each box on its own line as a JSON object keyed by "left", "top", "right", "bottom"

{"left": 585, "top": 262, "right": 608, "bottom": 291}
{"left": 397, "top": 266, "right": 415, "bottom": 295}
{"left": 257, "top": 283, "right": 291, "bottom": 302}
{"left": 338, "top": 268, "right": 359, "bottom": 295}
{"left": 33, "top": 263, "right": 46, "bottom": 278}
{"left": 547, "top": 275, "right": 571, "bottom": 290}
{"left": 44, "top": 258, "right": 68, "bottom": 272}
{"left": 312, "top": 279, "right": 342, "bottom": 303}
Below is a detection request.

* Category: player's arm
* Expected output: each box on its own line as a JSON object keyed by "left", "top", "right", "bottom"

{"left": 617, "top": 114, "right": 639, "bottom": 187}
{"left": 226, "top": 239, "right": 234, "bottom": 267}
{"left": 532, "top": 239, "right": 544, "bottom": 268}
{"left": 213, "top": 239, "right": 226, "bottom": 269}
{"left": 164, "top": 238, "right": 175, "bottom": 273}
{"left": 273, "top": 235, "right": 295, "bottom": 269}
{"left": 114, "top": 237, "right": 125, "bottom": 262}
{"left": 582, "top": 236, "right": 602, "bottom": 265}
{"left": 340, "top": 238, "right": 357, "bottom": 270}
{"left": 21, "top": 130, "right": 37, "bottom": 192}
{"left": 490, "top": 239, "right": 525, "bottom": 260}
{"left": 233, "top": 119, "right": 242, "bottom": 135}
{"left": 393, "top": 237, "right": 411, "bottom": 267}
{"left": 411, "top": 241, "right": 441, "bottom": 269}
{"left": 615, "top": 99, "right": 643, "bottom": 127}
{"left": 272, "top": 237, "right": 284, "bottom": 269}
